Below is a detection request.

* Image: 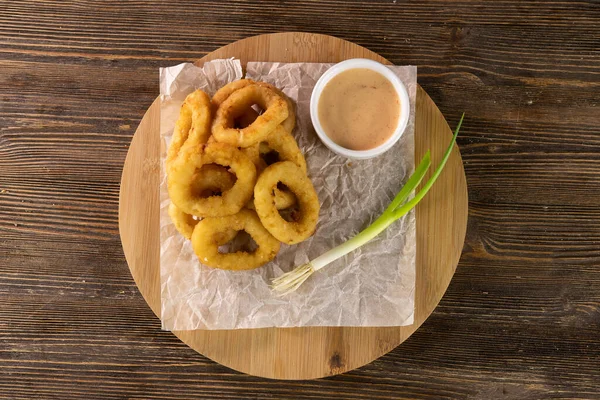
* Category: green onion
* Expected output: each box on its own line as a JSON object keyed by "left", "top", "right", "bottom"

{"left": 272, "top": 113, "right": 465, "bottom": 295}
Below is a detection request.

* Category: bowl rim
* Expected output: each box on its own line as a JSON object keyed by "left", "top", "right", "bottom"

{"left": 310, "top": 58, "right": 410, "bottom": 160}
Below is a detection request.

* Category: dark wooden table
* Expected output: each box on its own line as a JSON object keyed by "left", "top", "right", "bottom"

{"left": 1, "top": 1, "right": 599, "bottom": 399}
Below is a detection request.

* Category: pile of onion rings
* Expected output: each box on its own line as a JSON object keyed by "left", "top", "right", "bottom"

{"left": 166, "top": 80, "right": 320, "bottom": 271}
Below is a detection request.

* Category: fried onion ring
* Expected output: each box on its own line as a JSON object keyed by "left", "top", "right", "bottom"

{"left": 213, "top": 80, "right": 260, "bottom": 130}
{"left": 169, "top": 164, "right": 236, "bottom": 238}
{"left": 254, "top": 161, "right": 320, "bottom": 244}
{"left": 191, "top": 209, "right": 280, "bottom": 270}
{"left": 246, "top": 187, "right": 297, "bottom": 211}
{"left": 169, "top": 202, "right": 237, "bottom": 244}
{"left": 211, "top": 79, "right": 255, "bottom": 110}
{"left": 235, "top": 108, "right": 260, "bottom": 129}
{"left": 189, "top": 164, "right": 236, "bottom": 197}
{"left": 206, "top": 132, "right": 298, "bottom": 210}
{"left": 168, "top": 142, "right": 256, "bottom": 217}
{"left": 166, "top": 89, "right": 212, "bottom": 169}
{"left": 272, "top": 187, "right": 297, "bottom": 209}
{"left": 245, "top": 126, "right": 304, "bottom": 210}
{"left": 212, "top": 80, "right": 296, "bottom": 133}
{"left": 255, "top": 81, "right": 296, "bottom": 133}
{"left": 168, "top": 203, "right": 198, "bottom": 240}
{"left": 241, "top": 135, "right": 299, "bottom": 210}
{"left": 212, "top": 84, "right": 288, "bottom": 147}
{"left": 241, "top": 143, "right": 267, "bottom": 173}
{"left": 258, "top": 125, "right": 307, "bottom": 174}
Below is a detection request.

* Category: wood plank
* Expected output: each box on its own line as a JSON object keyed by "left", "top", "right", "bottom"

{"left": 1, "top": 0, "right": 599, "bottom": 397}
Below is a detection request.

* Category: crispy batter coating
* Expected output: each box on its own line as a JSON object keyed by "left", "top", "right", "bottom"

{"left": 259, "top": 125, "right": 307, "bottom": 174}
{"left": 168, "top": 164, "right": 236, "bottom": 239}
{"left": 168, "top": 142, "right": 256, "bottom": 217}
{"left": 212, "top": 79, "right": 295, "bottom": 133}
{"left": 255, "top": 81, "right": 296, "bottom": 133}
{"left": 211, "top": 79, "right": 255, "bottom": 110}
{"left": 242, "top": 125, "right": 306, "bottom": 210}
{"left": 212, "top": 84, "right": 288, "bottom": 147}
{"left": 254, "top": 161, "right": 320, "bottom": 244}
{"left": 166, "top": 89, "right": 212, "bottom": 170}
{"left": 191, "top": 209, "right": 280, "bottom": 270}
{"left": 168, "top": 203, "right": 198, "bottom": 240}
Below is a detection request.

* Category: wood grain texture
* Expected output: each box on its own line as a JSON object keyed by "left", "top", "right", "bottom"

{"left": 119, "top": 32, "right": 468, "bottom": 379}
{"left": 1, "top": 0, "right": 599, "bottom": 398}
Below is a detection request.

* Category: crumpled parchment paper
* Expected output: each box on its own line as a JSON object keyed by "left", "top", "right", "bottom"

{"left": 159, "top": 60, "right": 417, "bottom": 330}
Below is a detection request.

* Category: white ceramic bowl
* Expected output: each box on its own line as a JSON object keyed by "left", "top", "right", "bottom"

{"left": 310, "top": 58, "right": 410, "bottom": 160}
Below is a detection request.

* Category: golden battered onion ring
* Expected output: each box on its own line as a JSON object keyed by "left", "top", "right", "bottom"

{"left": 246, "top": 185, "right": 297, "bottom": 211}
{"left": 272, "top": 188, "right": 297, "bottom": 209}
{"left": 189, "top": 164, "right": 235, "bottom": 197}
{"left": 166, "top": 89, "right": 212, "bottom": 169}
{"left": 191, "top": 209, "right": 280, "bottom": 270}
{"left": 235, "top": 108, "right": 260, "bottom": 129}
{"left": 258, "top": 125, "right": 307, "bottom": 174}
{"left": 168, "top": 142, "right": 256, "bottom": 217}
{"left": 213, "top": 80, "right": 260, "bottom": 129}
{"left": 245, "top": 125, "right": 304, "bottom": 210}
{"left": 254, "top": 161, "right": 320, "bottom": 244}
{"left": 212, "top": 84, "right": 288, "bottom": 147}
{"left": 211, "top": 79, "right": 255, "bottom": 110}
{"left": 169, "top": 164, "right": 236, "bottom": 239}
{"left": 168, "top": 203, "right": 198, "bottom": 240}
{"left": 212, "top": 80, "right": 296, "bottom": 133}
{"left": 241, "top": 143, "right": 281, "bottom": 210}
{"left": 241, "top": 143, "right": 267, "bottom": 173}
{"left": 255, "top": 81, "right": 296, "bottom": 133}
{"left": 206, "top": 134, "right": 297, "bottom": 209}
{"left": 241, "top": 135, "right": 298, "bottom": 211}
{"left": 169, "top": 202, "right": 236, "bottom": 244}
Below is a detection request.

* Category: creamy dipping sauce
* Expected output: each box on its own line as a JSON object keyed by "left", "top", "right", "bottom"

{"left": 317, "top": 68, "right": 400, "bottom": 151}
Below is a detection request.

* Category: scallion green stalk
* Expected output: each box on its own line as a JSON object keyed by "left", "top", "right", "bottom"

{"left": 272, "top": 114, "right": 465, "bottom": 295}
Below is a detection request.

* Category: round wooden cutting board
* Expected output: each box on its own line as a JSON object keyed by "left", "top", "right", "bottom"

{"left": 119, "top": 32, "right": 468, "bottom": 380}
